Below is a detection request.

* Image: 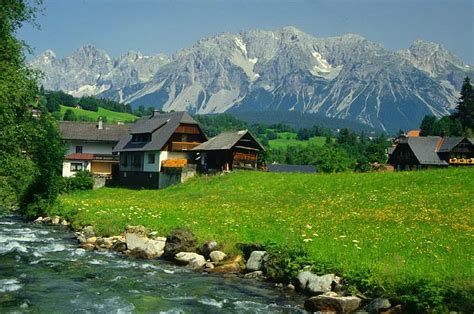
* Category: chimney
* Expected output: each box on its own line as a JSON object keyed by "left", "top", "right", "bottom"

{"left": 98, "top": 117, "right": 103, "bottom": 130}
{"left": 152, "top": 109, "right": 161, "bottom": 117}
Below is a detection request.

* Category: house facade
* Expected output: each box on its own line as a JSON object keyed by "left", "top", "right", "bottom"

{"left": 59, "top": 120, "right": 129, "bottom": 177}
{"left": 387, "top": 136, "right": 474, "bottom": 170}
{"left": 113, "top": 111, "right": 207, "bottom": 188}
{"left": 191, "top": 130, "right": 265, "bottom": 172}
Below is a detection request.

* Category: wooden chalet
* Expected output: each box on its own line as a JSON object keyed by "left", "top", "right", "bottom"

{"left": 113, "top": 111, "right": 207, "bottom": 188}
{"left": 387, "top": 136, "right": 474, "bottom": 170}
{"left": 191, "top": 130, "right": 265, "bottom": 171}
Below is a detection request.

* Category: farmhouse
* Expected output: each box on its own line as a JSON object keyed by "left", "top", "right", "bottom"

{"left": 113, "top": 111, "right": 207, "bottom": 188}
{"left": 191, "top": 130, "right": 265, "bottom": 172}
{"left": 387, "top": 136, "right": 474, "bottom": 170}
{"left": 59, "top": 119, "right": 129, "bottom": 177}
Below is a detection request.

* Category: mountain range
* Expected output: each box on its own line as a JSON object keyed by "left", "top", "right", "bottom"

{"left": 31, "top": 26, "right": 473, "bottom": 132}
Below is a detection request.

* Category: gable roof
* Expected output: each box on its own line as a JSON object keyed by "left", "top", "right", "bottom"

{"left": 59, "top": 121, "right": 130, "bottom": 142}
{"left": 113, "top": 111, "right": 202, "bottom": 152}
{"left": 397, "top": 136, "right": 448, "bottom": 166}
{"left": 191, "top": 130, "right": 265, "bottom": 151}
{"left": 267, "top": 164, "right": 317, "bottom": 173}
{"left": 438, "top": 137, "right": 465, "bottom": 153}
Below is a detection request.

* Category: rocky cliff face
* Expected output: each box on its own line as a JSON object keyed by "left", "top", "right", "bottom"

{"left": 31, "top": 27, "right": 473, "bottom": 131}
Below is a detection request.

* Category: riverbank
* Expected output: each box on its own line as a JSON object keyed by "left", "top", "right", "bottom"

{"left": 49, "top": 168, "right": 474, "bottom": 312}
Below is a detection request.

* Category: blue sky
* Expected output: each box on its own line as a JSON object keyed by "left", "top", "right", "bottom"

{"left": 18, "top": 0, "right": 474, "bottom": 63}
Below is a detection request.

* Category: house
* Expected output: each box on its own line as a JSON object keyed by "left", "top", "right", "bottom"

{"left": 191, "top": 130, "right": 265, "bottom": 171}
{"left": 113, "top": 111, "right": 207, "bottom": 188}
{"left": 59, "top": 119, "right": 129, "bottom": 177}
{"left": 267, "top": 164, "right": 317, "bottom": 173}
{"left": 387, "top": 136, "right": 474, "bottom": 170}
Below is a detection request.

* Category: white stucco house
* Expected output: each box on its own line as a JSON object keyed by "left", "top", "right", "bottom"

{"left": 59, "top": 119, "right": 130, "bottom": 177}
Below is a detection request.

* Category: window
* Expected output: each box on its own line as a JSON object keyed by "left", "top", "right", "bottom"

{"left": 132, "top": 154, "right": 142, "bottom": 167}
{"left": 75, "top": 146, "right": 83, "bottom": 153}
{"left": 148, "top": 153, "right": 155, "bottom": 164}
{"left": 121, "top": 155, "right": 128, "bottom": 167}
{"left": 70, "top": 162, "right": 83, "bottom": 172}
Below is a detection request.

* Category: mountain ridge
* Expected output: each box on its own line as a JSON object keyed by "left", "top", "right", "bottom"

{"left": 31, "top": 27, "right": 473, "bottom": 132}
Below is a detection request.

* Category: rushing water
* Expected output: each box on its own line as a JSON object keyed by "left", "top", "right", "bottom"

{"left": 0, "top": 211, "right": 304, "bottom": 313}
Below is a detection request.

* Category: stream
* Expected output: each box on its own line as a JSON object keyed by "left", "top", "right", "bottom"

{"left": 0, "top": 210, "right": 305, "bottom": 313}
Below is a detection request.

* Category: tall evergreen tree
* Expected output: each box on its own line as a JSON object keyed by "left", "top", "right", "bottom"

{"left": 452, "top": 76, "right": 473, "bottom": 132}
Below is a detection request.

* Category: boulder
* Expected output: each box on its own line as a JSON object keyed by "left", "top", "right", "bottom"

{"left": 33, "top": 217, "right": 43, "bottom": 223}
{"left": 246, "top": 251, "right": 266, "bottom": 272}
{"left": 296, "top": 271, "right": 335, "bottom": 295}
{"left": 75, "top": 232, "right": 87, "bottom": 244}
{"left": 200, "top": 240, "right": 219, "bottom": 258}
{"left": 367, "top": 298, "right": 391, "bottom": 313}
{"left": 163, "top": 228, "right": 197, "bottom": 259}
{"left": 236, "top": 243, "right": 264, "bottom": 260}
{"left": 111, "top": 240, "right": 127, "bottom": 252}
{"left": 209, "top": 250, "right": 227, "bottom": 263}
{"left": 304, "top": 295, "right": 361, "bottom": 314}
{"left": 80, "top": 243, "right": 95, "bottom": 250}
{"left": 204, "top": 262, "right": 215, "bottom": 271}
{"left": 125, "top": 233, "right": 165, "bottom": 259}
{"left": 210, "top": 255, "right": 243, "bottom": 273}
{"left": 244, "top": 270, "right": 264, "bottom": 279}
{"left": 175, "top": 252, "right": 206, "bottom": 269}
{"left": 82, "top": 226, "right": 95, "bottom": 239}
{"left": 51, "top": 216, "right": 60, "bottom": 224}
{"left": 380, "top": 305, "right": 402, "bottom": 314}
{"left": 86, "top": 237, "right": 97, "bottom": 245}
{"left": 285, "top": 283, "right": 296, "bottom": 291}
{"left": 42, "top": 217, "right": 51, "bottom": 223}
{"left": 96, "top": 237, "right": 114, "bottom": 249}
{"left": 61, "top": 219, "right": 69, "bottom": 226}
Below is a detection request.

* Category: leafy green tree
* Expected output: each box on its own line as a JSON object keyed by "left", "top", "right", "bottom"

{"left": 420, "top": 115, "right": 437, "bottom": 136}
{"left": 0, "top": 0, "right": 64, "bottom": 216}
{"left": 63, "top": 108, "right": 77, "bottom": 121}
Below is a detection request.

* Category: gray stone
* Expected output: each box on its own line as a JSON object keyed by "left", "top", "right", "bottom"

{"left": 75, "top": 232, "right": 87, "bottom": 244}
{"left": 82, "top": 226, "right": 95, "bottom": 239}
{"left": 125, "top": 233, "right": 165, "bottom": 259}
{"left": 51, "top": 216, "right": 60, "bottom": 224}
{"left": 244, "top": 270, "right": 264, "bottom": 279}
{"left": 246, "top": 251, "right": 266, "bottom": 271}
{"left": 96, "top": 237, "right": 114, "bottom": 249}
{"left": 296, "top": 271, "right": 335, "bottom": 295}
{"left": 111, "top": 240, "right": 127, "bottom": 252}
{"left": 200, "top": 240, "right": 219, "bottom": 257}
{"left": 33, "top": 217, "right": 43, "bottom": 223}
{"left": 304, "top": 295, "right": 361, "bottom": 314}
{"left": 61, "top": 219, "right": 69, "bottom": 226}
{"left": 164, "top": 228, "right": 197, "bottom": 259}
{"left": 175, "top": 252, "right": 206, "bottom": 269}
{"left": 367, "top": 298, "right": 391, "bottom": 314}
{"left": 42, "top": 217, "right": 51, "bottom": 223}
{"left": 204, "top": 262, "right": 215, "bottom": 270}
{"left": 126, "top": 225, "right": 148, "bottom": 236}
{"left": 209, "top": 250, "right": 227, "bottom": 263}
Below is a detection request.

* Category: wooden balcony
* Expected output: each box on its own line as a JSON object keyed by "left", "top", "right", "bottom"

{"left": 170, "top": 141, "right": 201, "bottom": 151}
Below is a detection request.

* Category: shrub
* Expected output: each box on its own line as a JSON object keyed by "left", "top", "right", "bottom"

{"left": 61, "top": 170, "right": 94, "bottom": 192}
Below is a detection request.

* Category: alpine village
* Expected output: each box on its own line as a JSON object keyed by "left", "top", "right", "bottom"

{"left": 1, "top": 2, "right": 473, "bottom": 314}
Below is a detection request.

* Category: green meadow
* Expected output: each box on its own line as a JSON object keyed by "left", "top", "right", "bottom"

{"left": 268, "top": 131, "right": 326, "bottom": 149}
{"left": 54, "top": 168, "right": 474, "bottom": 311}
{"left": 59, "top": 105, "right": 138, "bottom": 123}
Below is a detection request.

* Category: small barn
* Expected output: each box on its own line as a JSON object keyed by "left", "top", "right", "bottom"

{"left": 191, "top": 130, "right": 265, "bottom": 172}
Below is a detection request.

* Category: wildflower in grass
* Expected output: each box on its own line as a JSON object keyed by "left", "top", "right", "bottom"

{"left": 352, "top": 240, "right": 359, "bottom": 244}
{"left": 306, "top": 224, "right": 313, "bottom": 229}
{"left": 339, "top": 235, "right": 346, "bottom": 238}
{"left": 303, "top": 238, "right": 313, "bottom": 242}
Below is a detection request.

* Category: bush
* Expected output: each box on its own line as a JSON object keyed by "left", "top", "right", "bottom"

{"left": 61, "top": 170, "right": 94, "bottom": 192}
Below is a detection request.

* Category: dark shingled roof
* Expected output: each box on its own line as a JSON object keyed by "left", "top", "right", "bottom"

{"left": 191, "top": 130, "right": 265, "bottom": 151}
{"left": 267, "top": 164, "right": 317, "bottom": 173}
{"left": 59, "top": 121, "right": 130, "bottom": 142}
{"left": 114, "top": 111, "right": 201, "bottom": 152}
{"left": 398, "top": 136, "right": 448, "bottom": 166}
{"left": 438, "top": 137, "right": 464, "bottom": 153}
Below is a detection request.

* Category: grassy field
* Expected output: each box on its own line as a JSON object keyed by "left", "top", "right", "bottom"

{"left": 59, "top": 105, "right": 138, "bottom": 123}
{"left": 268, "top": 132, "right": 326, "bottom": 149}
{"left": 54, "top": 168, "right": 474, "bottom": 311}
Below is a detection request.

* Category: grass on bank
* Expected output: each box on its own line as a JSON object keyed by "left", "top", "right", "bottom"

{"left": 54, "top": 168, "right": 474, "bottom": 311}
{"left": 268, "top": 132, "right": 326, "bottom": 149}
{"left": 59, "top": 105, "right": 138, "bottom": 123}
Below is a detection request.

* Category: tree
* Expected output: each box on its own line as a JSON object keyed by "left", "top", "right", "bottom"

{"left": 419, "top": 115, "right": 437, "bottom": 136}
{"left": 452, "top": 76, "right": 473, "bottom": 132}
{"left": 63, "top": 109, "right": 77, "bottom": 121}
{"left": 0, "top": 1, "right": 64, "bottom": 217}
